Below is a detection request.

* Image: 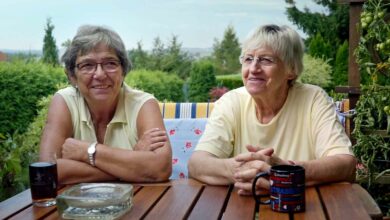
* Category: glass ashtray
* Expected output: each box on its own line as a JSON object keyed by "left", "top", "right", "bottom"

{"left": 56, "top": 183, "right": 133, "bottom": 220}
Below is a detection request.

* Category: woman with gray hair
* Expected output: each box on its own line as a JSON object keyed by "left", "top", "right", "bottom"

{"left": 40, "top": 25, "right": 172, "bottom": 184}
{"left": 188, "top": 24, "right": 356, "bottom": 195}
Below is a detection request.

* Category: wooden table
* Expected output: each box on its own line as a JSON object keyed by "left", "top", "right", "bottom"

{"left": 0, "top": 179, "right": 372, "bottom": 220}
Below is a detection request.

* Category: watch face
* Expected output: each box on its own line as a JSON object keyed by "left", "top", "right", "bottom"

{"left": 88, "top": 145, "right": 96, "bottom": 154}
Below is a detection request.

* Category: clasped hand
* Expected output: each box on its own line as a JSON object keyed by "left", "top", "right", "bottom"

{"left": 233, "top": 145, "right": 290, "bottom": 196}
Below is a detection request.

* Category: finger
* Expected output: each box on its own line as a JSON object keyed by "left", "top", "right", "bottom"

{"left": 235, "top": 152, "right": 258, "bottom": 162}
{"left": 237, "top": 189, "right": 253, "bottom": 196}
{"left": 150, "top": 130, "right": 168, "bottom": 137}
{"left": 149, "top": 141, "right": 166, "bottom": 151}
{"left": 246, "top": 145, "right": 263, "bottom": 152}
{"left": 234, "top": 168, "right": 258, "bottom": 182}
{"left": 143, "top": 128, "right": 161, "bottom": 135}
{"left": 151, "top": 135, "right": 168, "bottom": 144}
{"left": 258, "top": 147, "right": 274, "bottom": 156}
{"left": 235, "top": 151, "right": 270, "bottom": 162}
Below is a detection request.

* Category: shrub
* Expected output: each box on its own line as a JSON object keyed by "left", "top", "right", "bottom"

{"left": 0, "top": 60, "right": 66, "bottom": 135}
{"left": 0, "top": 94, "right": 52, "bottom": 202}
{"left": 298, "top": 54, "right": 332, "bottom": 90}
{"left": 125, "top": 69, "right": 184, "bottom": 102}
{"left": 188, "top": 61, "right": 217, "bottom": 102}
{"left": 216, "top": 74, "right": 243, "bottom": 90}
{"left": 209, "top": 86, "right": 229, "bottom": 102}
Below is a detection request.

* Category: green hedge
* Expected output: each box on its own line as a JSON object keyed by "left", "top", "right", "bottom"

{"left": 0, "top": 61, "right": 66, "bottom": 135}
{"left": 188, "top": 61, "right": 217, "bottom": 102}
{"left": 216, "top": 74, "right": 243, "bottom": 90}
{"left": 0, "top": 94, "right": 52, "bottom": 202}
{"left": 298, "top": 54, "right": 332, "bottom": 91}
{"left": 125, "top": 69, "right": 184, "bottom": 102}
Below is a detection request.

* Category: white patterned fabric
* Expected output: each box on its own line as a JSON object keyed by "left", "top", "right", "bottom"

{"left": 164, "top": 118, "right": 208, "bottom": 179}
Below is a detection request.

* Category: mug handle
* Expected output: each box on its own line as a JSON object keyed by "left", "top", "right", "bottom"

{"left": 252, "top": 172, "right": 270, "bottom": 204}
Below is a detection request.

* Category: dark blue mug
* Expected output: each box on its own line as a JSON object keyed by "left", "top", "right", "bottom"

{"left": 252, "top": 165, "right": 305, "bottom": 213}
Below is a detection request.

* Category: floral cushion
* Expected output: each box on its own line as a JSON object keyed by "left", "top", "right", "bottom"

{"left": 164, "top": 118, "right": 208, "bottom": 179}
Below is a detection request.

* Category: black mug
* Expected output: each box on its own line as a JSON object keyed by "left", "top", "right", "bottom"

{"left": 252, "top": 165, "right": 305, "bottom": 213}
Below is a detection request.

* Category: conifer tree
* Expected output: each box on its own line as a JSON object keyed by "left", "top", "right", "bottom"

{"left": 212, "top": 25, "right": 241, "bottom": 75}
{"left": 41, "top": 18, "right": 59, "bottom": 66}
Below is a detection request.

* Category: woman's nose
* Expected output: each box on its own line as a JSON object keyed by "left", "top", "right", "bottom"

{"left": 249, "top": 60, "right": 261, "bottom": 72}
{"left": 93, "top": 64, "right": 107, "bottom": 79}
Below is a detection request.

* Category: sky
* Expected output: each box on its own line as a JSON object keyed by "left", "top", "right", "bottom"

{"left": 0, "top": 0, "right": 326, "bottom": 51}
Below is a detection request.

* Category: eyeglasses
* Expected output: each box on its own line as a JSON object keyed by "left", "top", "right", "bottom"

{"left": 239, "top": 55, "right": 276, "bottom": 66}
{"left": 76, "top": 60, "right": 121, "bottom": 74}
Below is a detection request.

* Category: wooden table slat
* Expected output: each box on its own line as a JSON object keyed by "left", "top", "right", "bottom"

{"left": 259, "top": 187, "right": 327, "bottom": 220}
{"left": 222, "top": 188, "right": 256, "bottom": 220}
{"left": 259, "top": 203, "right": 289, "bottom": 220}
{"left": 42, "top": 211, "right": 60, "bottom": 220}
{"left": 122, "top": 185, "right": 169, "bottom": 220}
{"left": 318, "top": 183, "right": 371, "bottom": 220}
{"left": 294, "top": 187, "right": 326, "bottom": 220}
{"left": 143, "top": 183, "right": 203, "bottom": 220}
{"left": 188, "top": 185, "right": 230, "bottom": 220}
{"left": 8, "top": 204, "right": 57, "bottom": 220}
{"left": 0, "top": 189, "right": 32, "bottom": 219}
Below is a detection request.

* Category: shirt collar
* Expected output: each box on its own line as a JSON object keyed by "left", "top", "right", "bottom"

{"left": 79, "top": 87, "right": 127, "bottom": 125}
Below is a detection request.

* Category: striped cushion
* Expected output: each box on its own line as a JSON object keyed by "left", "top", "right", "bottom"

{"left": 159, "top": 102, "right": 214, "bottom": 119}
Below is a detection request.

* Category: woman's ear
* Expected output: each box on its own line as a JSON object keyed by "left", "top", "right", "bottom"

{"left": 286, "top": 68, "right": 297, "bottom": 81}
{"left": 287, "top": 72, "right": 296, "bottom": 81}
{"left": 65, "top": 70, "right": 77, "bottom": 87}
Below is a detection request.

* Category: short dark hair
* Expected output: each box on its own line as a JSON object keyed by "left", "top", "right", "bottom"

{"left": 61, "top": 25, "right": 131, "bottom": 78}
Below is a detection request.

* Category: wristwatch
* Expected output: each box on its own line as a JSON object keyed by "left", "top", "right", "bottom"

{"left": 88, "top": 142, "right": 98, "bottom": 167}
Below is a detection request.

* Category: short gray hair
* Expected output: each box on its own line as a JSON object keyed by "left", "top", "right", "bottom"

{"left": 61, "top": 25, "right": 131, "bottom": 77}
{"left": 241, "top": 24, "right": 304, "bottom": 80}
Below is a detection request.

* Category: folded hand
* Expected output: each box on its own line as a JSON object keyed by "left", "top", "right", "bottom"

{"left": 134, "top": 128, "right": 168, "bottom": 151}
{"left": 234, "top": 145, "right": 290, "bottom": 195}
{"left": 61, "top": 138, "right": 89, "bottom": 162}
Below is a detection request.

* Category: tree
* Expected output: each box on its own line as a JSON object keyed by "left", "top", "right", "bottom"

{"left": 130, "top": 36, "right": 193, "bottom": 79}
{"left": 285, "top": 0, "right": 349, "bottom": 86}
{"left": 285, "top": 0, "right": 348, "bottom": 48}
{"left": 129, "top": 41, "right": 149, "bottom": 70}
{"left": 41, "top": 18, "right": 59, "bottom": 66}
{"left": 212, "top": 25, "right": 241, "bottom": 75}
{"left": 61, "top": 39, "right": 72, "bottom": 48}
{"left": 149, "top": 37, "right": 165, "bottom": 70}
{"left": 188, "top": 60, "right": 217, "bottom": 102}
{"left": 308, "top": 33, "right": 333, "bottom": 60}
{"left": 333, "top": 41, "right": 348, "bottom": 86}
{"left": 162, "top": 35, "right": 192, "bottom": 79}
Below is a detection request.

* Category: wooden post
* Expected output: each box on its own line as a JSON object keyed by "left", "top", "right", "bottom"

{"left": 337, "top": 0, "right": 365, "bottom": 137}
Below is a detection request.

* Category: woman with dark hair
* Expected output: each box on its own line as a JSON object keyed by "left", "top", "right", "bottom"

{"left": 40, "top": 25, "right": 172, "bottom": 184}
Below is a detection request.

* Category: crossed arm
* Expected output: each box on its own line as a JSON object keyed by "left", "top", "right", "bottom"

{"left": 40, "top": 94, "right": 172, "bottom": 185}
